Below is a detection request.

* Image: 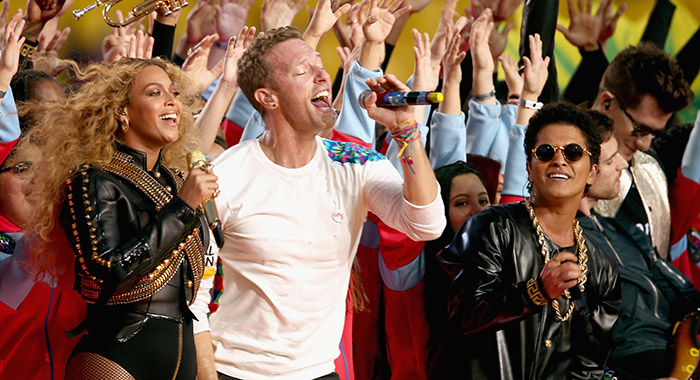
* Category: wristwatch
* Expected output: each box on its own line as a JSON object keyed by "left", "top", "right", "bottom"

{"left": 519, "top": 98, "right": 543, "bottom": 110}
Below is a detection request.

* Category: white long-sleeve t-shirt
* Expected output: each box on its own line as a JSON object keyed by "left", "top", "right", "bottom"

{"left": 191, "top": 136, "right": 445, "bottom": 379}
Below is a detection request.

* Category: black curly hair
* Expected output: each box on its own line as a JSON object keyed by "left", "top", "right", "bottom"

{"left": 524, "top": 102, "right": 601, "bottom": 167}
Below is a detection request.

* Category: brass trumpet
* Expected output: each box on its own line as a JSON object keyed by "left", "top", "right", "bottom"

{"left": 72, "top": 0, "right": 189, "bottom": 27}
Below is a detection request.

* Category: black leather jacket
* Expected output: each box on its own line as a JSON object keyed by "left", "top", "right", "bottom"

{"left": 432, "top": 203, "right": 620, "bottom": 380}
{"left": 60, "top": 145, "right": 206, "bottom": 340}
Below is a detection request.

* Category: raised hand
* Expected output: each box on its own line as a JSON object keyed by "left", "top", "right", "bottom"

{"left": 411, "top": 29, "right": 438, "bottom": 92}
{"left": 304, "top": 0, "right": 352, "bottom": 49}
{"left": 332, "top": 0, "right": 366, "bottom": 49}
{"left": 362, "top": 0, "right": 411, "bottom": 44}
{"left": 219, "top": 26, "right": 256, "bottom": 89}
{"left": 215, "top": 0, "right": 253, "bottom": 43}
{"left": 23, "top": 0, "right": 73, "bottom": 42}
{"left": 442, "top": 28, "right": 466, "bottom": 87}
{"left": 32, "top": 24, "right": 70, "bottom": 76}
{"left": 597, "top": 0, "right": 626, "bottom": 45}
{"left": 439, "top": 27, "right": 467, "bottom": 115}
{"left": 469, "top": 9, "right": 495, "bottom": 77}
{"left": 0, "top": 9, "right": 26, "bottom": 91}
{"left": 498, "top": 53, "right": 523, "bottom": 97}
{"left": 25, "top": 0, "right": 67, "bottom": 24}
{"left": 402, "top": 0, "right": 431, "bottom": 14}
{"left": 102, "top": 10, "right": 145, "bottom": 63}
{"left": 494, "top": 0, "right": 521, "bottom": 22}
{"left": 182, "top": 33, "right": 221, "bottom": 93}
{"left": 521, "top": 33, "right": 550, "bottom": 99}
{"left": 125, "top": 30, "right": 154, "bottom": 60}
{"left": 556, "top": 0, "right": 603, "bottom": 50}
{"left": 186, "top": 0, "right": 217, "bottom": 45}
{"left": 0, "top": 0, "right": 10, "bottom": 33}
{"left": 429, "top": 0, "right": 459, "bottom": 72}
{"left": 261, "top": 0, "right": 308, "bottom": 32}
{"left": 489, "top": 21, "right": 514, "bottom": 62}
{"left": 469, "top": 0, "right": 498, "bottom": 20}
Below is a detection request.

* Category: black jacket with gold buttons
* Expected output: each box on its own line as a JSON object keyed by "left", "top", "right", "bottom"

{"left": 60, "top": 144, "right": 207, "bottom": 340}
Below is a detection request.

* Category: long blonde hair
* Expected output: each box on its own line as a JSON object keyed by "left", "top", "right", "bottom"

{"left": 18, "top": 58, "right": 200, "bottom": 280}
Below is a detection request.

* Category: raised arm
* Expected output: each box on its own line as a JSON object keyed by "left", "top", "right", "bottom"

{"left": 501, "top": 34, "right": 549, "bottom": 202}
{"left": 0, "top": 10, "right": 25, "bottom": 107}
{"left": 0, "top": 13, "right": 23, "bottom": 162}
{"left": 194, "top": 27, "right": 256, "bottom": 154}
{"left": 430, "top": 25, "right": 468, "bottom": 169}
{"left": 303, "top": 0, "right": 351, "bottom": 50}
{"left": 360, "top": 0, "right": 411, "bottom": 71}
{"left": 363, "top": 74, "right": 438, "bottom": 206}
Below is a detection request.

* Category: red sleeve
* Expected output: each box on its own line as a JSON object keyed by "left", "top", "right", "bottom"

{"left": 499, "top": 195, "right": 525, "bottom": 204}
{"left": 221, "top": 118, "right": 244, "bottom": 147}
{"left": 0, "top": 139, "right": 18, "bottom": 164}
{"left": 670, "top": 169, "right": 700, "bottom": 245}
{"left": 331, "top": 129, "right": 372, "bottom": 148}
{"left": 377, "top": 220, "right": 425, "bottom": 270}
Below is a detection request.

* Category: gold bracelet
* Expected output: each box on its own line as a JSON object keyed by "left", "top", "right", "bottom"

{"left": 19, "top": 41, "right": 37, "bottom": 60}
{"left": 526, "top": 277, "right": 549, "bottom": 307}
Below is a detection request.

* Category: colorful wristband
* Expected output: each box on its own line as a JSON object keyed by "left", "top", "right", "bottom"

{"left": 390, "top": 118, "right": 421, "bottom": 175}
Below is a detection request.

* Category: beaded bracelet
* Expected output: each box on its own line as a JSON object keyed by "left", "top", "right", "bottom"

{"left": 390, "top": 118, "right": 421, "bottom": 174}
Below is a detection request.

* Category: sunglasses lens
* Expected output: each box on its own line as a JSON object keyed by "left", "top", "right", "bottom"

{"left": 563, "top": 144, "right": 585, "bottom": 161}
{"left": 535, "top": 145, "right": 555, "bottom": 161}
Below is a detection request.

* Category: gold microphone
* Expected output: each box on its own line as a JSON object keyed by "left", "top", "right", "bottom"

{"left": 187, "top": 150, "right": 224, "bottom": 248}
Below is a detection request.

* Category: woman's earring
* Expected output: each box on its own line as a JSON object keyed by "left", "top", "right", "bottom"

{"left": 121, "top": 119, "right": 130, "bottom": 133}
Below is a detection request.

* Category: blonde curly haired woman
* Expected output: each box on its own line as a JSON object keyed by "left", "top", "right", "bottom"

{"left": 19, "top": 58, "right": 219, "bottom": 379}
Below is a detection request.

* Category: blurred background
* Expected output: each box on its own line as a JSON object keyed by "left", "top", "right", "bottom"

{"left": 7, "top": 0, "right": 700, "bottom": 123}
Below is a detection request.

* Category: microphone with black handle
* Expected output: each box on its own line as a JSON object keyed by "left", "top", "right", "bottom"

{"left": 187, "top": 150, "right": 225, "bottom": 248}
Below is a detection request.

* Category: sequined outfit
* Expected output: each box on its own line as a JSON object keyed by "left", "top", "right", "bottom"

{"left": 61, "top": 144, "right": 206, "bottom": 380}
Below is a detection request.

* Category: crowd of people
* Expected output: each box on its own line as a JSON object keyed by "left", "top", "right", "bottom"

{"left": 0, "top": 0, "right": 699, "bottom": 379}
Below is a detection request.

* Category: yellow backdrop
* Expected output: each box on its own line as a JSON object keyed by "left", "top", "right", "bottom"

{"left": 9, "top": 0, "right": 700, "bottom": 122}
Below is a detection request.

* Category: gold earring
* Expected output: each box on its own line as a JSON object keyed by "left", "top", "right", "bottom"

{"left": 121, "top": 119, "right": 130, "bottom": 133}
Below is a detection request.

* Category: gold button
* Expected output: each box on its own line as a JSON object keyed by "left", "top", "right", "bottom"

{"left": 154, "top": 171, "right": 161, "bottom": 178}
{"left": 166, "top": 186, "right": 172, "bottom": 192}
{"left": 186, "top": 280, "right": 193, "bottom": 288}
{"left": 544, "top": 339, "right": 552, "bottom": 348}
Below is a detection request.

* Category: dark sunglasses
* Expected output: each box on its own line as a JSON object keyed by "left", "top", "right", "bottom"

{"left": 0, "top": 161, "right": 32, "bottom": 177}
{"left": 610, "top": 95, "right": 666, "bottom": 138}
{"left": 531, "top": 144, "right": 591, "bottom": 162}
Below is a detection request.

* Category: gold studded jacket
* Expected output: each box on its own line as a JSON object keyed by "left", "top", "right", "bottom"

{"left": 61, "top": 145, "right": 206, "bottom": 339}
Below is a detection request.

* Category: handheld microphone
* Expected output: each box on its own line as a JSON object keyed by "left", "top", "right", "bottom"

{"left": 359, "top": 90, "right": 444, "bottom": 108}
{"left": 187, "top": 150, "right": 225, "bottom": 248}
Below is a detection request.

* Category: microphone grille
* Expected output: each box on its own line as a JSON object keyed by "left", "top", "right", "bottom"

{"left": 187, "top": 150, "right": 207, "bottom": 170}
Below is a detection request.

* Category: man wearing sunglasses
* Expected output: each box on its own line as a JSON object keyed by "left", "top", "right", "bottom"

{"left": 591, "top": 42, "right": 697, "bottom": 262}
{"left": 437, "top": 103, "right": 620, "bottom": 380}
{"left": 578, "top": 112, "right": 700, "bottom": 380}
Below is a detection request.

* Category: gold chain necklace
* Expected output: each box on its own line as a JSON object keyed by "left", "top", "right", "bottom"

{"left": 524, "top": 199, "right": 588, "bottom": 322}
